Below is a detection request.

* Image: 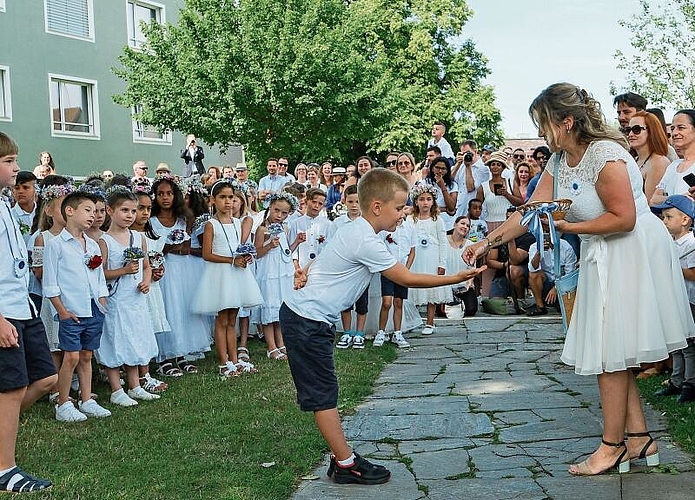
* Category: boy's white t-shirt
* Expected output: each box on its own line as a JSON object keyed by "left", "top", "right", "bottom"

{"left": 675, "top": 231, "right": 695, "bottom": 304}
{"left": 285, "top": 217, "right": 397, "bottom": 324}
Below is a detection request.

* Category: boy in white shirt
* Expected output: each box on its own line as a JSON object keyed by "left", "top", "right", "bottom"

{"left": 652, "top": 195, "right": 695, "bottom": 403}
{"left": 43, "top": 191, "right": 111, "bottom": 422}
{"left": 374, "top": 217, "right": 416, "bottom": 348}
{"left": 526, "top": 235, "right": 577, "bottom": 316}
{"left": 281, "top": 169, "right": 485, "bottom": 485}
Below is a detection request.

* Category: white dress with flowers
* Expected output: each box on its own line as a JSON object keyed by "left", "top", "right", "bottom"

{"left": 151, "top": 216, "right": 212, "bottom": 360}
{"left": 553, "top": 140, "right": 694, "bottom": 375}
{"left": 96, "top": 231, "right": 158, "bottom": 368}
{"left": 409, "top": 216, "right": 452, "bottom": 305}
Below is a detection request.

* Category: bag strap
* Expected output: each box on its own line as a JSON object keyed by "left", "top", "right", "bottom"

{"left": 553, "top": 153, "right": 562, "bottom": 279}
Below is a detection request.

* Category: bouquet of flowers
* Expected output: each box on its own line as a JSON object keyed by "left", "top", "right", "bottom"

{"left": 123, "top": 247, "right": 146, "bottom": 262}
{"left": 235, "top": 243, "right": 257, "bottom": 258}
{"left": 166, "top": 228, "right": 190, "bottom": 245}
{"left": 85, "top": 254, "right": 103, "bottom": 270}
{"left": 148, "top": 250, "right": 165, "bottom": 269}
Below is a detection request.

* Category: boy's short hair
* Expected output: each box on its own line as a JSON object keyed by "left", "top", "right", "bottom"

{"left": 344, "top": 184, "right": 358, "bottom": 197}
{"left": 0, "top": 132, "right": 19, "bottom": 158}
{"left": 305, "top": 187, "right": 326, "bottom": 201}
{"left": 60, "top": 191, "right": 99, "bottom": 221}
{"left": 468, "top": 198, "right": 483, "bottom": 208}
{"left": 357, "top": 169, "right": 408, "bottom": 212}
{"left": 16, "top": 171, "right": 37, "bottom": 185}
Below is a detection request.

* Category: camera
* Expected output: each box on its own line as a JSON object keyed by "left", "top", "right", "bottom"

{"left": 463, "top": 152, "right": 474, "bottom": 163}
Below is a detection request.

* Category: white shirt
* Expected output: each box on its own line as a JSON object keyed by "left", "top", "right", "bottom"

{"left": 289, "top": 213, "right": 331, "bottom": 268}
{"left": 43, "top": 229, "right": 108, "bottom": 317}
{"left": 285, "top": 217, "right": 397, "bottom": 324}
{"left": 0, "top": 200, "right": 33, "bottom": 320}
{"left": 327, "top": 213, "right": 360, "bottom": 240}
{"left": 10, "top": 203, "right": 36, "bottom": 245}
{"left": 427, "top": 137, "right": 455, "bottom": 161}
{"left": 675, "top": 231, "right": 695, "bottom": 304}
{"left": 528, "top": 239, "right": 577, "bottom": 281}
{"left": 380, "top": 220, "right": 416, "bottom": 265}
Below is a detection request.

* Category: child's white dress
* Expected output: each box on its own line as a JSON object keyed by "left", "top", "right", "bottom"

{"left": 409, "top": 216, "right": 452, "bottom": 305}
{"left": 151, "top": 217, "right": 212, "bottom": 360}
{"left": 193, "top": 218, "right": 263, "bottom": 314}
{"left": 255, "top": 228, "right": 294, "bottom": 324}
{"left": 142, "top": 231, "right": 170, "bottom": 335}
{"left": 97, "top": 231, "right": 158, "bottom": 368}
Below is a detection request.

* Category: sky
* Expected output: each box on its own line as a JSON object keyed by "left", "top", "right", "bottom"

{"left": 464, "top": 0, "right": 644, "bottom": 138}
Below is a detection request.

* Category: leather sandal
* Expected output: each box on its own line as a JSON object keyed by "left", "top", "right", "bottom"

{"left": 626, "top": 432, "right": 659, "bottom": 466}
{"left": 569, "top": 439, "right": 630, "bottom": 475}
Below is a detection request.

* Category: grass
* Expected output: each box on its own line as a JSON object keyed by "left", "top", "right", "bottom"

{"left": 15, "top": 339, "right": 397, "bottom": 500}
{"left": 637, "top": 375, "right": 695, "bottom": 455}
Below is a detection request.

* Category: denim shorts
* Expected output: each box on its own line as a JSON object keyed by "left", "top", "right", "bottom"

{"left": 380, "top": 275, "right": 408, "bottom": 300}
{"left": 280, "top": 303, "right": 338, "bottom": 412}
{"left": 0, "top": 317, "right": 57, "bottom": 392}
{"left": 58, "top": 300, "right": 105, "bottom": 352}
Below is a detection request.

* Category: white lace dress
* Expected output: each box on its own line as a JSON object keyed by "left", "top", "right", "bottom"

{"left": 552, "top": 140, "right": 693, "bottom": 375}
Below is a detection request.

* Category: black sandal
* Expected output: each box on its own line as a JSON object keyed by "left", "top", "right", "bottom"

{"left": 626, "top": 432, "right": 660, "bottom": 466}
{"left": 0, "top": 467, "right": 52, "bottom": 493}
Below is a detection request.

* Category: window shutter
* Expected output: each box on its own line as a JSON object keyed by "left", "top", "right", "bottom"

{"left": 46, "top": 0, "right": 91, "bottom": 38}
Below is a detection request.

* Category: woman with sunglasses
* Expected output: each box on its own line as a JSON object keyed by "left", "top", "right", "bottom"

{"left": 651, "top": 109, "right": 695, "bottom": 205}
{"left": 625, "top": 111, "right": 670, "bottom": 201}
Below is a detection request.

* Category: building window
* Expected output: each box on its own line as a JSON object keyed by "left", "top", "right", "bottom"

{"left": 127, "top": 1, "right": 164, "bottom": 49}
{"left": 49, "top": 74, "right": 100, "bottom": 139}
{"left": 132, "top": 105, "right": 171, "bottom": 144}
{"left": 45, "top": 0, "right": 94, "bottom": 41}
{"left": 0, "top": 66, "right": 11, "bottom": 121}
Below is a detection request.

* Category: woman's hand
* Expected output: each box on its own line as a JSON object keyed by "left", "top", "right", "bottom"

{"left": 463, "top": 240, "right": 488, "bottom": 265}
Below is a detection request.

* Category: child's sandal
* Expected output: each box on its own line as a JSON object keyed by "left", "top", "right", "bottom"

{"left": 237, "top": 347, "right": 251, "bottom": 362}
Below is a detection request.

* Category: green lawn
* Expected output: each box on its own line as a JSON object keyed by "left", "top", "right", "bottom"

{"left": 16, "top": 340, "right": 397, "bottom": 500}
{"left": 637, "top": 376, "right": 695, "bottom": 455}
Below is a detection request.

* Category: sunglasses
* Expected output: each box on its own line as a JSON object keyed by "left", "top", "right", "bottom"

{"left": 513, "top": 154, "right": 526, "bottom": 159}
{"left": 622, "top": 125, "right": 647, "bottom": 135}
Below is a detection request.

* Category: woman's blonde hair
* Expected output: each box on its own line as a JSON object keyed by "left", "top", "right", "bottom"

{"left": 529, "top": 83, "right": 627, "bottom": 150}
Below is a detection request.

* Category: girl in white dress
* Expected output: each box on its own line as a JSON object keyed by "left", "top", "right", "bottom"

{"left": 131, "top": 188, "right": 171, "bottom": 391}
{"left": 409, "top": 183, "right": 451, "bottom": 334}
{"left": 97, "top": 188, "right": 159, "bottom": 406}
{"left": 193, "top": 180, "right": 263, "bottom": 377}
{"left": 150, "top": 176, "right": 212, "bottom": 376}
{"left": 254, "top": 192, "right": 302, "bottom": 360}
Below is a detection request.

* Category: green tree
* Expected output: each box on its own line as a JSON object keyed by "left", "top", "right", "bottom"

{"left": 613, "top": 0, "right": 695, "bottom": 108}
{"left": 115, "top": 0, "right": 502, "bottom": 169}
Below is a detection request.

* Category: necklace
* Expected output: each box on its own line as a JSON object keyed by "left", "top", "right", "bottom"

{"left": 638, "top": 152, "right": 653, "bottom": 170}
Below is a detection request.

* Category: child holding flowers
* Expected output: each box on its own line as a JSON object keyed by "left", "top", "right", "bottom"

{"left": 97, "top": 187, "right": 159, "bottom": 406}
{"left": 254, "top": 192, "right": 303, "bottom": 360}
{"left": 193, "top": 180, "right": 263, "bottom": 377}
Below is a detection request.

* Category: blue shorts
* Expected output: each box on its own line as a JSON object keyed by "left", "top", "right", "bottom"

{"left": 380, "top": 275, "right": 408, "bottom": 300}
{"left": 58, "top": 300, "right": 105, "bottom": 352}
{"left": 280, "top": 303, "right": 338, "bottom": 412}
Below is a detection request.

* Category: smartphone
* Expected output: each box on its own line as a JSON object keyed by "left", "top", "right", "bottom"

{"left": 684, "top": 173, "right": 695, "bottom": 187}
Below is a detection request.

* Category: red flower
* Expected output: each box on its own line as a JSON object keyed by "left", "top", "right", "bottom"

{"left": 86, "top": 255, "right": 103, "bottom": 270}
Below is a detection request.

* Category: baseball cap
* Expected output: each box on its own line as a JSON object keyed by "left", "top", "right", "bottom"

{"left": 651, "top": 194, "right": 695, "bottom": 219}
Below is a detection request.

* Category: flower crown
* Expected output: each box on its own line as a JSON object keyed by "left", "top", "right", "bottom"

{"left": 265, "top": 191, "right": 299, "bottom": 211}
{"left": 40, "top": 182, "right": 75, "bottom": 201}
{"left": 78, "top": 183, "right": 107, "bottom": 201}
{"left": 105, "top": 184, "right": 133, "bottom": 198}
{"left": 410, "top": 182, "right": 439, "bottom": 200}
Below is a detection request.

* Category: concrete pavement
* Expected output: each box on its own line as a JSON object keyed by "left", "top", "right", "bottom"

{"left": 293, "top": 316, "right": 695, "bottom": 500}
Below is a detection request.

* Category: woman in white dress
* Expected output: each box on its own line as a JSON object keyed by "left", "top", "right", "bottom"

{"left": 465, "top": 83, "right": 693, "bottom": 476}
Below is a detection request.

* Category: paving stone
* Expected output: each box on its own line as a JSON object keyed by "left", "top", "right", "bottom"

{"left": 292, "top": 459, "right": 422, "bottom": 500}
{"left": 346, "top": 412, "right": 494, "bottom": 441}
{"left": 423, "top": 478, "right": 546, "bottom": 500}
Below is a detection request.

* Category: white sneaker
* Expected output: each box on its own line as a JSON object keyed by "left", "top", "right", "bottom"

{"left": 373, "top": 330, "right": 388, "bottom": 347}
{"left": 110, "top": 388, "right": 138, "bottom": 407}
{"left": 128, "top": 386, "right": 161, "bottom": 401}
{"left": 78, "top": 398, "right": 112, "bottom": 418}
{"left": 55, "top": 401, "right": 87, "bottom": 422}
{"left": 422, "top": 324, "right": 435, "bottom": 335}
{"left": 391, "top": 331, "right": 410, "bottom": 348}
{"left": 336, "top": 334, "right": 353, "bottom": 349}
{"left": 352, "top": 335, "right": 365, "bottom": 349}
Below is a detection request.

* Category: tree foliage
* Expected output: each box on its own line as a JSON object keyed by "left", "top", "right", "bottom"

{"left": 613, "top": 0, "right": 695, "bottom": 109}
{"left": 115, "top": 0, "right": 503, "bottom": 168}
